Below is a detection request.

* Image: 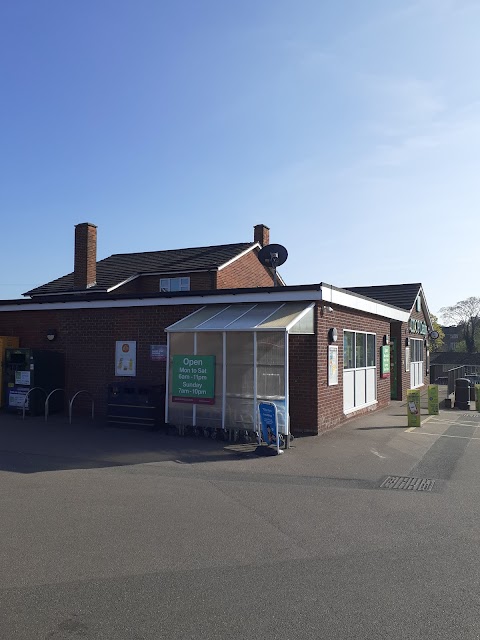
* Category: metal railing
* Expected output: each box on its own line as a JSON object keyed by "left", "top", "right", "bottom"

{"left": 447, "top": 366, "right": 480, "bottom": 396}
{"left": 69, "top": 390, "right": 95, "bottom": 424}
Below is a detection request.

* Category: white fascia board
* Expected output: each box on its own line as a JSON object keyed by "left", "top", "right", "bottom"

{"left": 321, "top": 285, "right": 410, "bottom": 322}
{"left": 166, "top": 326, "right": 288, "bottom": 333}
{"left": 217, "top": 244, "right": 260, "bottom": 271}
{"left": 2, "top": 286, "right": 409, "bottom": 320}
{"left": 0, "top": 289, "right": 321, "bottom": 313}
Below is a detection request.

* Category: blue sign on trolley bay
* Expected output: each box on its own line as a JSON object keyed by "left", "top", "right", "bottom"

{"left": 258, "top": 401, "right": 283, "bottom": 454}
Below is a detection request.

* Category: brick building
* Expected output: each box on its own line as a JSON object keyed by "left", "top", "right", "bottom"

{"left": 0, "top": 224, "right": 433, "bottom": 437}
{"left": 24, "top": 222, "right": 281, "bottom": 298}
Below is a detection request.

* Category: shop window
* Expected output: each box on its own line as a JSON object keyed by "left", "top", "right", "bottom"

{"left": 160, "top": 277, "right": 190, "bottom": 292}
{"left": 344, "top": 331, "right": 355, "bottom": 369}
{"left": 343, "top": 330, "right": 377, "bottom": 413}
{"left": 411, "top": 338, "right": 423, "bottom": 363}
{"left": 356, "top": 333, "right": 366, "bottom": 368}
{"left": 410, "top": 338, "right": 424, "bottom": 389}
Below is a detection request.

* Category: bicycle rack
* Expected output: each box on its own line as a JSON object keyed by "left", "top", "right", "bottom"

{"left": 45, "top": 388, "right": 65, "bottom": 422}
{"left": 69, "top": 390, "right": 95, "bottom": 425}
{"left": 22, "top": 387, "right": 47, "bottom": 420}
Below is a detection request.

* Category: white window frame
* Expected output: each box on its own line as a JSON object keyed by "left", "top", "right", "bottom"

{"left": 160, "top": 277, "right": 190, "bottom": 292}
{"left": 409, "top": 337, "right": 424, "bottom": 389}
{"left": 343, "top": 330, "right": 377, "bottom": 414}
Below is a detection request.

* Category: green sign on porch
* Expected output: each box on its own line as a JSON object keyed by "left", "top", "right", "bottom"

{"left": 381, "top": 345, "right": 390, "bottom": 378}
{"left": 427, "top": 384, "right": 439, "bottom": 415}
{"left": 171, "top": 355, "right": 215, "bottom": 404}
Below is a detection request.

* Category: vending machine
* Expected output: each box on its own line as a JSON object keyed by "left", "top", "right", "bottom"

{"left": 4, "top": 348, "right": 65, "bottom": 415}
{"left": 0, "top": 336, "right": 19, "bottom": 407}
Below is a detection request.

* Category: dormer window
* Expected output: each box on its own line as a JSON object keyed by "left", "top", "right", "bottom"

{"left": 160, "top": 277, "right": 190, "bottom": 292}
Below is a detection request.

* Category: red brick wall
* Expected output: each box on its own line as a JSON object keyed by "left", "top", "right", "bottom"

{"left": 116, "top": 272, "right": 216, "bottom": 295}
{"left": 0, "top": 299, "right": 402, "bottom": 434}
{"left": 315, "top": 302, "right": 392, "bottom": 434}
{"left": 288, "top": 303, "right": 395, "bottom": 436}
{"left": 288, "top": 333, "right": 318, "bottom": 435}
{"left": 217, "top": 250, "right": 275, "bottom": 289}
{"left": 0, "top": 304, "right": 203, "bottom": 417}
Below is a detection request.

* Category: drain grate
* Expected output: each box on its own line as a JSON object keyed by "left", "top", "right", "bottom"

{"left": 379, "top": 476, "right": 435, "bottom": 492}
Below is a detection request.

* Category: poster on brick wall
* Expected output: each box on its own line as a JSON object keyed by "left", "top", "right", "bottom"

{"left": 328, "top": 345, "right": 338, "bottom": 386}
{"left": 115, "top": 341, "right": 137, "bottom": 376}
{"left": 150, "top": 345, "right": 167, "bottom": 361}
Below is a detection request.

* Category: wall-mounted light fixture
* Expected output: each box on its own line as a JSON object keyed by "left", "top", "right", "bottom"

{"left": 328, "top": 327, "right": 338, "bottom": 343}
{"left": 46, "top": 329, "right": 57, "bottom": 342}
{"left": 405, "top": 337, "right": 410, "bottom": 347}
{"left": 384, "top": 334, "right": 390, "bottom": 345}
{"left": 322, "top": 305, "right": 334, "bottom": 313}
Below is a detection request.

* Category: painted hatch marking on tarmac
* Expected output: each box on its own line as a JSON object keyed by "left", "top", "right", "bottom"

{"left": 379, "top": 476, "right": 435, "bottom": 491}
{"left": 411, "top": 432, "right": 480, "bottom": 441}
{"left": 410, "top": 420, "right": 476, "bottom": 481}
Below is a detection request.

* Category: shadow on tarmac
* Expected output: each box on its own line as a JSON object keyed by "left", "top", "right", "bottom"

{"left": 0, "top": 411, "right": 257, "bottom": 474}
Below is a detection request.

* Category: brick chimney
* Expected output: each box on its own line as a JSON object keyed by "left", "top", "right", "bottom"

{"left": 74, "top": 222, "right": 97, "bottom": 289}
{"left": 254, "top": 224, "right": 270, "bottom": 247}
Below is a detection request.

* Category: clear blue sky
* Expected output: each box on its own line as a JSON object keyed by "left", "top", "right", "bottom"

{"left": 1, "top": 0, "right": 478, "bottom": 317}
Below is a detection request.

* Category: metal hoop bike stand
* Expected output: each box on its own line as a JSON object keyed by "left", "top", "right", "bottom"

{"left": 69, "top": 390, "right": 95, "bottom": 425}
{"left": 22, "top": 387, "right": 47, "bottom": 420}
{"left": 44, "top": 388, "right": 65, "bottom": 422}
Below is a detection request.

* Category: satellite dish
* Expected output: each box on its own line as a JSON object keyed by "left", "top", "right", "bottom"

{"left": 257, "top": 243, "right": 288, "bottom": 286}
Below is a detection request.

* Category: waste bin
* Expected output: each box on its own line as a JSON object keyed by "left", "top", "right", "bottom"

{"left": 454, "top": 378, "right": 470, "bottom": 410}
{"left": 107, "top": 383, "right": 165, "bottom": 430}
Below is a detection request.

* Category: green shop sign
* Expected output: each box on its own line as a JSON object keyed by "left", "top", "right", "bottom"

{"left": 409, "top": 318, "right": 428, "bottom": 335}
{"left": 380, "top": 345, "right": 390, "bottom": 378}
{"left": 171, "top": 355, "right": 215, "bottom": 404}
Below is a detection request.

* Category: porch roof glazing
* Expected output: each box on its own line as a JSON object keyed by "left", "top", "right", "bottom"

{"left": 165, "top": 302, "right": 314, "bottom": 333}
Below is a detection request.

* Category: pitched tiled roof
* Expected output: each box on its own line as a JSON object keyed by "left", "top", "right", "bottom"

{"left": 25, "top": 242, "right": 256, "bottom": 296}
{"left": 430, "top": 351, "right": 480, "bottom": 366}
{"left": 344, "top": 283, "right": 422, "bottom": 312}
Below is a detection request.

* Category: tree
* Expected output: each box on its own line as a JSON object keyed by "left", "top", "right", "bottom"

{"left": 453, "top": 326, "right": 480, "bottom": 353}
{"left": 439, "top": 297, "right": 480, "bottom": 354}
{"left": 428, "top": 315, "right": 444, "bottom": 353}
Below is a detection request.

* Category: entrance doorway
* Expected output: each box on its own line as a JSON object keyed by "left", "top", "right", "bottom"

{"left": 390, "top": 337, "right": 398, "bottom": 400}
